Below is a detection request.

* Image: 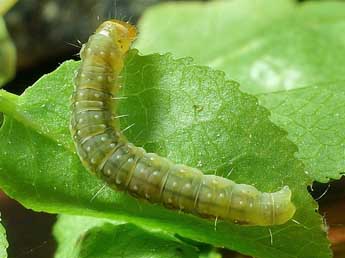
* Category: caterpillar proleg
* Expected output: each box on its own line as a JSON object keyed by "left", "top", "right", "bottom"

{"left": 70, "top": 19, "right": 296, "bottom": 226}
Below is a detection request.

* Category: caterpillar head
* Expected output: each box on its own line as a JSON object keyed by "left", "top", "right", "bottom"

{"left": 96, "top": 19, "right": 137, "bottom": 54}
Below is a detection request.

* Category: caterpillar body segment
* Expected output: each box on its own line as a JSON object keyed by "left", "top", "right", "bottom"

{"left": 70, "top": 19, "right": 296, "bottom": 226}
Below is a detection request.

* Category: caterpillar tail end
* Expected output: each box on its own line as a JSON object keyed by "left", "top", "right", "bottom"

{"left": 271, "top": 186, "right": 296, "bottom": 225}
{"left": 237, "top": 185, "right": 296, "bottom": 226}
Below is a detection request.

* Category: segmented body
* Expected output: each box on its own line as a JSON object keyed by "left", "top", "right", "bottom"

{"left": 70, "top": 19, "right": 296, "bottom": 226}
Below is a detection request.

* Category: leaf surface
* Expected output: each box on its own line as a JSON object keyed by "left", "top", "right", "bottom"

{"left": 0, "top": 17, "right": 16, "bottom": 87}
{"left": 136, "top": 0, "right": 345, "bottom": 94}
{"left": 54, "top": 215, "right": 198, "bottom": 258}
{"left": 260, "top": 82, "right": 345, "bottom": 182}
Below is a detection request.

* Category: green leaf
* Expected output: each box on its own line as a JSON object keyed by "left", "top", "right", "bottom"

{"left": 54, "top": 215, "right": 110, "bottom": 258}
{"left": 135, "top": 0, "right": 345, "bottom": 182}
{"left": 0, "top": 0, "right": 17, "bottom": 15}
{"left": 135, "top": 0, "right": 295, "bottom": 85}
{"left": 136, "top": 0, "right": 345, "bottom": 94}
{"left": 199, "top": 249, "right": 222, "bottom": 258}
{"left": 0, "top": 215, "right": 8, "bottom": 258}
{"left": 54, "top": 215, "right": 198, "bottom": 258}
{"left": 0, "top": 17, "right": 16, "bottom": 87}
{"left": 0, "top": 53, "right": 330, "bottom": 258}
{"left": 259, "top": 82, "right": 345, "bottom": 182}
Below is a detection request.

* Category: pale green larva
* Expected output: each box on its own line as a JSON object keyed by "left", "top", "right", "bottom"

{"left": 70, "top": 19, "right": 296, "bottom": 226}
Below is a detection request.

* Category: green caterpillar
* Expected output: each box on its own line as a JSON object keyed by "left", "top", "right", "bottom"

{"left": 70, "top": 19, "right": 296, "bottom": 226}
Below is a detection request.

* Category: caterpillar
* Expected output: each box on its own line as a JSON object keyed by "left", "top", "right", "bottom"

{"left": 70, "top": 19, "right": 296, "bottom": 226}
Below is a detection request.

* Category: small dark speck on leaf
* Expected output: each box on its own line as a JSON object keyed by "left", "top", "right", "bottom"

{"left": 193, "top": 104, "right": 203, "bottom": 112}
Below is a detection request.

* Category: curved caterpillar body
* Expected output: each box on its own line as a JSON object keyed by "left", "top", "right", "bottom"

{"left": 70, "top": 19, "right": 296, "bottom": 226}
